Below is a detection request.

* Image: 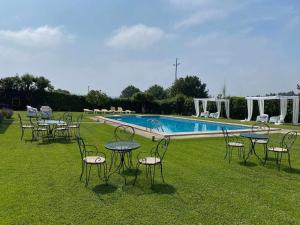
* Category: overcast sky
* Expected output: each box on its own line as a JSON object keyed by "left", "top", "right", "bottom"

{"left": 0, "top": 0, "right": 299, "bottom": 97}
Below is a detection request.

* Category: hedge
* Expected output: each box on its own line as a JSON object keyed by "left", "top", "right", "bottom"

{"left": 0, "top": 91, "right": 298, "bottom": 123}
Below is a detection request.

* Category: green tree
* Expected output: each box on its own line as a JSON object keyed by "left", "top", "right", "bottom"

{"left": 145, "top": 84, "right": 166, "bottom": 100}
{"left": 120, "top": 85, "right": 141, "bottom": 98}
{"left": 35, "top": 76, "right": 54, "bottom": 91}
{"left": 86, "top": 90, "right": 109, "bottom": 107}
{"left": 132, "top": 92, "right": 154, "bottom": 113}
{"left": 170, "top": 75, "right": 208, "bottom": 98}
{"left": 20, "top": 74, "right": 36, "bottom": 91}
{"left": 0, "top": 76, "right": 22, "bottom": 91}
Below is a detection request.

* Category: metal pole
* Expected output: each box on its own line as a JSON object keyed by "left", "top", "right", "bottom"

{"left": 173, "top": 58, "right": 180, "bottom": 82}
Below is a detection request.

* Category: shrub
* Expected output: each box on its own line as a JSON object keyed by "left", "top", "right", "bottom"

{"left": 1, "top": 108, "right": 14, "bottom": 119}
{"left": 0, "top": 111, "right": 3, "bottom": 122}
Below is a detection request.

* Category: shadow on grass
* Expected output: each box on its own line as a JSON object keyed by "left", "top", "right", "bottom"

{"left": 282, "top": 167, "right": 300, "bottom": 175}
{"left": 151, "top": 183, "right": 176, "bottom": 195}
{"left": 0, "top": 119, "right": 13, "bottom": 134}
{"left": 92, "top": 184, "right": 118, "bottom": 195}
{"left": 121, "top": 168, "right": 141, "bottom": 177}
{"left": 238, "top": 161, "right": 258, "bottom": 167}
{"left": 36, "top": 138, "right": 74, "bottom": 145}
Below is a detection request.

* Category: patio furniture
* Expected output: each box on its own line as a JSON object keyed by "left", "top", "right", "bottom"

{"left": 83, "top": 109, "right": 93, "bottom": 114}
{"left": 18, "top": 114, "right": 35, "bottom": 140}
{"left": 240, "top": 133, "right": 268, "bottom": 163}
{"left": 105, "top": 140, "right": 140, "bottom": 184}
{"left": 124, "top": 110, "right": 135, "bottom": 114}
{"left": 209, "top": 112, "right": 220, "bottom": 119}
{"left": 200, "top": 111, "right": 209, "bottom": 118}
{"left": 222, "top": 128, "right": 245, "bottom": 163}
{"left": 94, "top": 109, "right": 101, "bottom": 114}
{"left": 26, "top": 105, "right": 38, "bottom": 118}
{"left": 68, "top": 114, "right": 83, "bottom": 137}
{"left": 116, "top": 107, "right": 125, "bottom": 114}
{"left": 33, "top": 122, "right": 50, "bottom": 142}
{"left": 256, "top": 114, "right": 269, "bottom": 123}
{"left": 53, "top": 123, "right": 70, "bottom": 140}
{"left": 264, "top": 131, "right": 297, "bottom": 169}
{"left": 40, "top": 106, "right": 52, "bottom": 119}
{"left": 109, "top": 106, "right": 116, "bottom": 114}
{"left": 101, "top": 109, "right": 109, "bottom": 114}
{"left": 251, "top": 122, "right": 270, "bottom": 154}
{"left": 76, "top": 137, "right": 107, "bottom": 186}
{"left": 134, "top": 137, "right": 170, "bottom": 185}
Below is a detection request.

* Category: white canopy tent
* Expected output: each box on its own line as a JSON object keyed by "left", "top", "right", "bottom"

{"left": 245, "top": 96, "right": 300, "bottom": 125}
{"left": 194, "top": 98, "right": 230, "bottom": 118}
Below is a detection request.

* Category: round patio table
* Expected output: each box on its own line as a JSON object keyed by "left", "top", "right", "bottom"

{"left": 240, "top": 133, "right": 268, "bottom": 163}
{"left": 37, "top": 119, "right": 66, "bottom": 135}
{"left": 105, "top": 141, "right": 140, "bottom": 183}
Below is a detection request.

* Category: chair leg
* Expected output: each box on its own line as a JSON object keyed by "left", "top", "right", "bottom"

{"left": 287, "top": 152, "right": 292, "bottom": 169}
{"left": 21, "top": 128, "right": 24, "bottom": 140}
{"left": 80, "top": 161, "right": 84, "bottom": 181}
{"left": 278, "top": 153, "right": 283, "bottom": 170}
{"left": 224, "top": 146, "right": 228, "bottom": 160}
{"left": 160, "top": 164, "right": 165, "bottom": 183}
{"left": 152, "top": 165, "right": 156, "bottom": 185}
{"left": 85, "top": 163, "right": 88, "bottom": 186}
{"left": 263, "top": 149, "right": 268, "bottom": 165}
{"left": 133, "top": 163, "right": 140, "bottom": 185}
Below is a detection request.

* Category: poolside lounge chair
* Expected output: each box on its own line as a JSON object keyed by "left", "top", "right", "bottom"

{"left": 269, "top": 115, "right": 284, "bottom": 125}
{"left": 256, "top": 114, "right": 269, "bottom": 123}
{"left": 101, "top": 109, "right": 109, "bottom": 114}
{"left": 200, "top": 111, "right": 209, "bottom": 118}
{"left": 94, "top": 109, "right": 101, "bottom": 114}
{"left": 83, "top": 109, "right": 93, "bottom": 114}
{"left": 134, "top": 137, "right": 170, "bottom": 185}
{"left": 26, "top": 105, "right": 38, "bottom": 118}
{"left": 116, "top": 107, "right": 125, "bottom": 114}
{"left": 124, "top": 110, "right": 135, "bottom": 114}
{"left": 108, "top": 106, "right": 116, "bottom": 114}
{"left": 264, "top": 131, "right": 297, "bottom": 169}
{"left": 209, "top": 112, "right": 220, "bottom": 119}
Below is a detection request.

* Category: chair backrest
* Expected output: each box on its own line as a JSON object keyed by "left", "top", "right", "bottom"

{"left": 155, "top": 136, "right": 171, "bottom": 161}
{"left": 18, "top": 113, "right": 23, "bottom": 127}
{"left": 62, "top": 112, "right": 72, "bottom": 124}
{"left": 114, "top": 125, "right": 135, "bottom": 141}
{"left": 76, "top": 136, "right": 86, "bottom": 160}
{"left": 281, "top": 131, "right": 297, "bottom": 151}
{"left": 221, "top": 127, "right": 229, "bottom": 144}
{"left": 252, "top": 122, "right": 270, "bottom": 135}
{"left": 118, "top": 107, "right": 123, "bottom": 111}
{"left": 111, "top": 106, "right": 116, "bottom": 111}
{"left": 77, "top": 114, "right": 83, "bottom": 123}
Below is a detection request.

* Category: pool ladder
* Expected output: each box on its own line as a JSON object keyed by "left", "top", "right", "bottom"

{"left": 146, "top": 119, "right": 164, "bottom": 133}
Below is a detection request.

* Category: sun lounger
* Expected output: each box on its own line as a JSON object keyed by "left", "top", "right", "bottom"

{"left": 94, "top": 109, "right": 101, "bottom": 114}
{"left": 83, "top": 109, "right": 93, "bottom": 114}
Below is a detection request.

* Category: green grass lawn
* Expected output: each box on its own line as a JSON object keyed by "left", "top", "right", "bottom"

{"left": 0, "top": 112, "right": 300, "bottom": 225}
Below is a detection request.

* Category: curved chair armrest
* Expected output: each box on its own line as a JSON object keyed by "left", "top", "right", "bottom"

{"left": 137, "top": 151, "right": 148, "bottom": 160}
{"left": 97, "top": 151, "right": 107, "bottom": 159}
{"left": 230, "top": 135, "right": 245, "bottom": 144}
{"left": 85, "top": 144, "right": 99, "bottom": 153}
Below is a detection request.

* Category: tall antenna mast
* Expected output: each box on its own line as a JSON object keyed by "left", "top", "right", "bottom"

{"left": 173, "top": 58, "right": 180, "bottom": 82}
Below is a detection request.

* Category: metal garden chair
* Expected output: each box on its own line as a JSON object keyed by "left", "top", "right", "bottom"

{"left": 134, "top": 136, "right": 170, "bottom": 185}
{"left": 68, "top": 114, "right": 83, "bottom": 138}
{"left": 251, "top": 122, "right": 270, "bottom": 153}
{"left": 264, "top": 131, "right": 297, "bottom": 170}
{"left": 112, "top": 125, "right": 135, "bottom": 168}
{"left": 76, "top": 136, "right": 107, "bottom": 186}
{"left": 222, "top": 127, "right": 245, "bottom": 163}
{"left": 18, "top": 113, "right": 35, "bottom": 141}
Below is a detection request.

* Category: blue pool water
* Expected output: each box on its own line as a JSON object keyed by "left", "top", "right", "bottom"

{"left": 107, "top": 115, "right": 249, "bottom": 133}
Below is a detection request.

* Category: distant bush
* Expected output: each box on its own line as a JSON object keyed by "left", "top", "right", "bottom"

{"left": 0, "top": 111, "right": 3, "bottom": 122}
{"left": 1, "top": 108, "right": 14, "bottom": 119}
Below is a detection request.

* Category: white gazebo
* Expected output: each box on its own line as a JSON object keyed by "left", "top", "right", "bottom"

{"left": 245, "top": 96, "right": 300, "bottom": 125}
{"left": 193, "top": 98, "right": 230, "bottom": 118}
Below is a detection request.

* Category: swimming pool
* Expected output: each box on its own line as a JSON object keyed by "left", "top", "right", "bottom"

{"left": 106, "top": 115, "right": 249, "bottom": 134}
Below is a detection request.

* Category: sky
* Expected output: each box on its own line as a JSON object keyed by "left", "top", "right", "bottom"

{"left": 0, "top": 0, "right": 299, "bottom": 97}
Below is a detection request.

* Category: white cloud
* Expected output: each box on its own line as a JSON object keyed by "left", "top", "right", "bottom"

{"left": 175, "top": 9, "right": 227, "bottom": 28}
{"left": 0, "top": 25, "right": 74, "bottom": 48}
{"left": 168, "top": 0, "right": 215, "bottom": 9}
{"left": 106, "top": 24, "right": 167, "bottom": 49}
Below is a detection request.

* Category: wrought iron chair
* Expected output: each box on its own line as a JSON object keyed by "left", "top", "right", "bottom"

{"left": 222, "top": 128, "right": 245, "bottom": 163}
{"left": 134, "top": 136, "right": 170, "bottom": 185}
{"left": 18, "top": 113, "right": 35, "bottom": 141}
{"left": 114, "top": 125, "right": 135, "bottom": 141}
{"left": 53, "top": 112, "right": 71, "bottom": 140}
{"left": 264, "top": 131, "right": 297, "bottom": 169}
{"left": 251, "top": 122, "right": 270, "bottom": 153}
{"left": 68, "top": 114, "right": 83, "bottom": 137}
{"left": 33, "top": 119, "right": 50, "bottom": 142}
{"left": 76, "top": 136, "right": 107, "bottom": 186}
